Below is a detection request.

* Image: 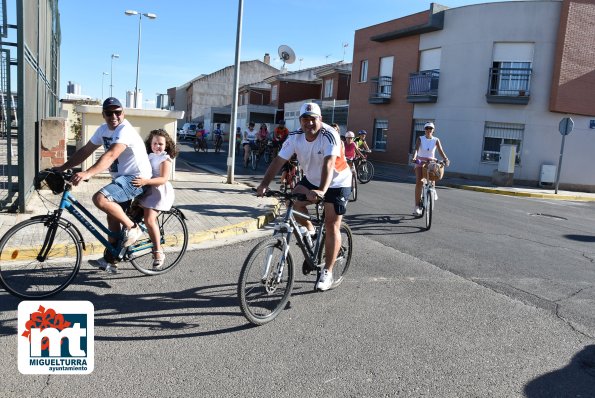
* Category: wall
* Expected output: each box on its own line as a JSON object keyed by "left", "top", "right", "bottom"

{"left": 414, "top": 1, "right": 595, "bottom": 189}
{"left": 76, "top": 106, "right": 184, "bottom": 179}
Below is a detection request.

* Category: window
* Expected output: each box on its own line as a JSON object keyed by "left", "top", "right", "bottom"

{"left": 482, "top": 122, "right": 524, "bottom": 164}
{"left": 324, "top": 79, "right": 333, "bottom": 98}
{"left": 373, "top": 119, "right": 388, "bottom": 151}
{"left": 491, "top": 61, "right": 531, "bottom": 95}
{"left": 271, "top": 85, "right": 278, "bottom": 101}
{"left": 360, "top": 60, "right": 368, "bottom": 82}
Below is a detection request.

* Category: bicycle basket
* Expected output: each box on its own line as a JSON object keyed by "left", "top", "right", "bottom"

{"left": 39, "top": 171, "right": 65, "bottom": 194}
{"left": 427, "top": 162, "right": 444, "bottom": 182}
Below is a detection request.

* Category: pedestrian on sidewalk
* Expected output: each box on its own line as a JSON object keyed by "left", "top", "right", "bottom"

{"left": 411, "top": 122, "right": 449, "bottom": 216}
{"left": 132, "top": 129, "right": 177, "bottom": 269}
{"left": 54, "top": 97, "right": 151, "bottom": 250}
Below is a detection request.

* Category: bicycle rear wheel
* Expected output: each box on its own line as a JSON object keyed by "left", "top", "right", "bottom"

{"left": 129, "top": 207, "right": 189, "bottom": 275}
{"left": 238, "top": 238, "right": 295, "bottom": 326}
{"left": 0, "top": 218, "right": 82, "bottom": 299}
{"left": 425, "top": 189, "right": 433, "bottom": 230}
{"left": 317, "top": 222, "right": 353, "bottom": 289}
{"left": 250, "top": 151, "right": 257, "bottom": 170}
{"left": 357, "top": 161, "right": 375, "bottom": 184}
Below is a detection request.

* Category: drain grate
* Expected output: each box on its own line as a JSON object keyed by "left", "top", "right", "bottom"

{"left": 529, "top": 213, "right": 567, "bottom": 220}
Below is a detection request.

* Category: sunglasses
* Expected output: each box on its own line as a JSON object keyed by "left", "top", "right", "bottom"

{"left": 104, "top": 110, "right": 123, "bottom": 117}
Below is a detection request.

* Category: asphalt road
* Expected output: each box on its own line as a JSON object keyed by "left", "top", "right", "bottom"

{"left": 0, "top": 142, "right": 593, "bottom": 397}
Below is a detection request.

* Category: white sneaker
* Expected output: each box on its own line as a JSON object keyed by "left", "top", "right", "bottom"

{"left": 414, "top": 206, "right": 423, "bottom": 216}
{"left": 123, "top": 224, "right": 143, "bottom": 247}
{"left": 432, "top": 190, "right": 438, "bottom": 201}
{"left": 316, "top": 269, "right": 333, "bottom": 291}
{"left": 88, "top": 258, "right": 117, "bottom": 274}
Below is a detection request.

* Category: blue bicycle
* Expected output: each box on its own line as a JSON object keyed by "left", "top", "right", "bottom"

{"left": 0, "top": 170, "right": 188, "bottom": 299}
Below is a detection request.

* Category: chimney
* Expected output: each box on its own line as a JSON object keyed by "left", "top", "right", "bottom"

{"left": 264, "top": 53, "right": 270, "bottom": 65}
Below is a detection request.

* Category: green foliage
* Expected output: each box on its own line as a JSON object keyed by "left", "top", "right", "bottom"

{"left": 69, "top": 99, "right": 100, "bottom": 141}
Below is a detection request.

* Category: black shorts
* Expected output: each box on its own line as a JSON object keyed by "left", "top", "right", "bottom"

{"left": 297, "top": 177, "right": 350, "bottom": 215}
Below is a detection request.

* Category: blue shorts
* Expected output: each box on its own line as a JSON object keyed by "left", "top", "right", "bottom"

{"left": 99, "top": 175, "right": 145, "bottom": 203}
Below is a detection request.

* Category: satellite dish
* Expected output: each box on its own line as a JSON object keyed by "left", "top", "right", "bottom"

{"left": 278, "top": 45, "right": 296, "bottom": 69}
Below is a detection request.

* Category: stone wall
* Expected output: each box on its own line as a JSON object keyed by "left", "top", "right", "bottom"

{"left": 40, "top": 117, "right": 67, "bottom": 169}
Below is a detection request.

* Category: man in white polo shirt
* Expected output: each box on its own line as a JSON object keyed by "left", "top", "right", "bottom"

{"left": 257, "top": 102, "right": 352, "bottom": 291}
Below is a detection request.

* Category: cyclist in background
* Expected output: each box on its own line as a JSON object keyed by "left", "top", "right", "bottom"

{"left": 344, "top": 131, "right": 363, "bottom": 172}
{"left": 256, "top": 102, "right": 351, "bottom": 292}
{"left": 213, "top": 123, "right": 224, "bottom": 150}
{"left": 273, "top": 120, "right": 289, "bottom": 147}
{"left": 242, "top": 121, "right": 257, "bottom": 168}
{"left": 354, "top": 130, "right": 371, "bottom": 152}
{"left": 411, "top": 122, "right": 449, "bottom": 216}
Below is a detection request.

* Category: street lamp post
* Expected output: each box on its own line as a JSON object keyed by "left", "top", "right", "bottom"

{"left": 125, "top": 10, "right": 157, "bottom": 109}
{"left": 110, "top": 53, "right": 119, "bottom": 97}
{"left": 101, "top": 72, "right": 109, "bottom": 99}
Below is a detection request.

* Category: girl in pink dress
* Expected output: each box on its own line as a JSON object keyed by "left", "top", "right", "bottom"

{"left": 132, "top": 129, "right": 177, "bottom": 268}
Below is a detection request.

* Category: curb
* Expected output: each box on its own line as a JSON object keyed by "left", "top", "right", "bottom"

{"left": 448, "top": 184, "right": 595, "bottom": 202}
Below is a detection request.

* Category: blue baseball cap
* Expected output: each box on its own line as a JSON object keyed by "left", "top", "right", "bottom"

{"left": 102, "top": 97, "right": 122, "bottom": 110}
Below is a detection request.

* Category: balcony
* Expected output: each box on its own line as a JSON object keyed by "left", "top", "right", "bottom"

{"left": 486, "top": 67, "right": 532, "bottom": 104}
{"left": 407, "top": 69, "right": 439, "bottom": 103}
{"left": 369, "top": 76, "right": 392, "bottom": 104}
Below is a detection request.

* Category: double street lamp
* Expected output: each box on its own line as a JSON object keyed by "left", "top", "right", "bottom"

{"left": 124, "top": 10, "right": 157, "bottom": 108}
{"left": 110, "top": 53, "right": 119, "bottom": 97}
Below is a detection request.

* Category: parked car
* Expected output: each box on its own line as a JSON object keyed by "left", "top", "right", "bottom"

{"left": 177, "top": 123, "right": 197, "bottom": 141}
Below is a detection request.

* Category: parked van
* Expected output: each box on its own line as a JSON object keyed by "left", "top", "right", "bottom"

{"left": 177, "top": 123, "right": 197, "bottom": 141}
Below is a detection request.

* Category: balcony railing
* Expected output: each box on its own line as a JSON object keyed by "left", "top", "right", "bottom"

{"left": 407, "top": 69, "right": 439, "bottom": 103}
{"left": 486, "top": 67, "right": 532, "bottom": 104}
{"left": 369, "top": 76, "right": 392, "bottom": 104}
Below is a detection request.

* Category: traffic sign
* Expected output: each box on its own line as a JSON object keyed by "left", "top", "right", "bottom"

{"left": 558, "top": 117, "right": 574, "bottom": 136}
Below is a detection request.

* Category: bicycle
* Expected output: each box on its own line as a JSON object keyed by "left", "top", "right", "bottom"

{"left": 249, "top": 143, "right": 260, "bottom": 170}
{"left": 280, "top": 159, "right": 302, "bottom": 193}
{"left": 194, "top": 134, "right": 208, "bottom": 153}
{"left": 238, "top": 190, "right": 353, "bottom": 326}
{"left": 214, "top": 134, "right": 223, "bottom": 153}
{"left": 416, "top": 160, "right": 445, "bottom": 231}
{"left": 0, "top": 170, "right": 189, "bottom": 299}
{"left": 347, "top": 159, "right": 358, "bottom": 202}
{"left": 354, "top": 151, "right": 375, "bottom": 184}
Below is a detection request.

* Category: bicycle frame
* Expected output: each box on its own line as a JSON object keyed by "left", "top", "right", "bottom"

{"left": 51, "top": 185, "right": 152, "bottom": 261}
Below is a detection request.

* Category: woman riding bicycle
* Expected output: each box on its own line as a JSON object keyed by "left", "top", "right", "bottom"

{"left": 344, "top": 131, "right": 363, "bottom": 173}
{"left": 411, "top": 122, "right": 449, "bottom": 216}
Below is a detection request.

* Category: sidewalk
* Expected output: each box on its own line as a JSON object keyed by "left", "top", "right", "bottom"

{"left": 371, "top": 162, "right": 595, "bottom": 202}
{"left": 0, "top": 166, "right": 278, "bottom": 255}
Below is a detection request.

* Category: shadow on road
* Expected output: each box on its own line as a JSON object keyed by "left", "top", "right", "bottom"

{"left": 524, "top": 344, "right": 595, "bottom": 397}
{"left": 345, "top": 212, "right": 427, "bottom": 235}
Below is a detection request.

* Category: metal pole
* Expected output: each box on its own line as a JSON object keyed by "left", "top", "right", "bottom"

{"left": 226, "top": 0, "right": 243, "bottom": 184}
{"left": 554, "top": 134, "right": 566, "bottom": 194}
{"left": 134, "top": 14, "right": 142, "bottom": 108}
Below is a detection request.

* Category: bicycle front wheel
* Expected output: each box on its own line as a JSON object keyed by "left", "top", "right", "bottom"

{"left": 317, "top": 222, "right": 353, "bottom": 289}
{"left": 357, "top": 161, "right": 375, "bottom": 184}
{"left": 350, "top": 173, "right": 358, "bottom": 202}
{"left": 0, "top": 218, "right": 82, "bottom": 299}
{"left": 250, "top": 152, "right": 257, "bottom": 170}
{"left": 129, "top": 207, "right": 189, "bottom": 275}
{"left": 238, "top": 238, "right": 295, "bottom": 326}
{"left": 425, "top": 189, "right": 433, "bottom": 230}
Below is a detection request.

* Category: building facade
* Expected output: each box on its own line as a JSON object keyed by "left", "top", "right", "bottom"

{"left": 349, "top": 0, "right": 595, "bottom": 191}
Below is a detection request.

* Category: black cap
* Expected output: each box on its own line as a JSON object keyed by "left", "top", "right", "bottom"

{"left": 102, "top": 97, "right": 122, "bottom": 110}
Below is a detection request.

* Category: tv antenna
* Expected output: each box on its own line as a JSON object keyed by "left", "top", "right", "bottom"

{"left": 278, "top": 45, "right": 296, "bottom": 71}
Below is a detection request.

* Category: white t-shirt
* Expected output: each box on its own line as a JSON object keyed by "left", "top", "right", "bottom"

{"left": 278, "top": 122, "right": 351, "bottom": 188}
{"left": 89, "top": 119, "right": 152, "bottom": 179}
{"left": 242, "top": 128, "right": 257, "bottom": 144}
{"left": 418, "top": 136, "right": 438, "bottom": 160}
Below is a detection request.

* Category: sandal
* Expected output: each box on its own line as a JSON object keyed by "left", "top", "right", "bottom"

{"left": 152, "top": 250, "right": 165, "bottom": 269}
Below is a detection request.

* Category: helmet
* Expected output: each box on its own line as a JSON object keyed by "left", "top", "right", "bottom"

{"left": 345, "top": 131, "right": 355, "bottom": 138}
{"left": 424, "top": 122, "right": 435, "bottom": 129}
{"left": 358, "top": 130, "right": 367, "bottom": 135}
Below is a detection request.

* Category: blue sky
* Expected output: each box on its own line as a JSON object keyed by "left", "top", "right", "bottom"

{"left": 58, "top": 0, "right": 511, "bottom": 107}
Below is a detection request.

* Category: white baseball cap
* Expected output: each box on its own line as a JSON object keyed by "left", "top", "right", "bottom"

{"left": 345, "top": 131, "right": 355, "bottom": 138}
{"left": 299, "top": 102, "right": 322, "bottom": 118}
{"left": 424, "top": 122, "right": 435, "bottom": 129}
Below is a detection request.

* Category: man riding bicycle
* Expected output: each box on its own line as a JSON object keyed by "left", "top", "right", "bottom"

{"left": 257, "top": 102, "right": 351, "bottom": 291}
